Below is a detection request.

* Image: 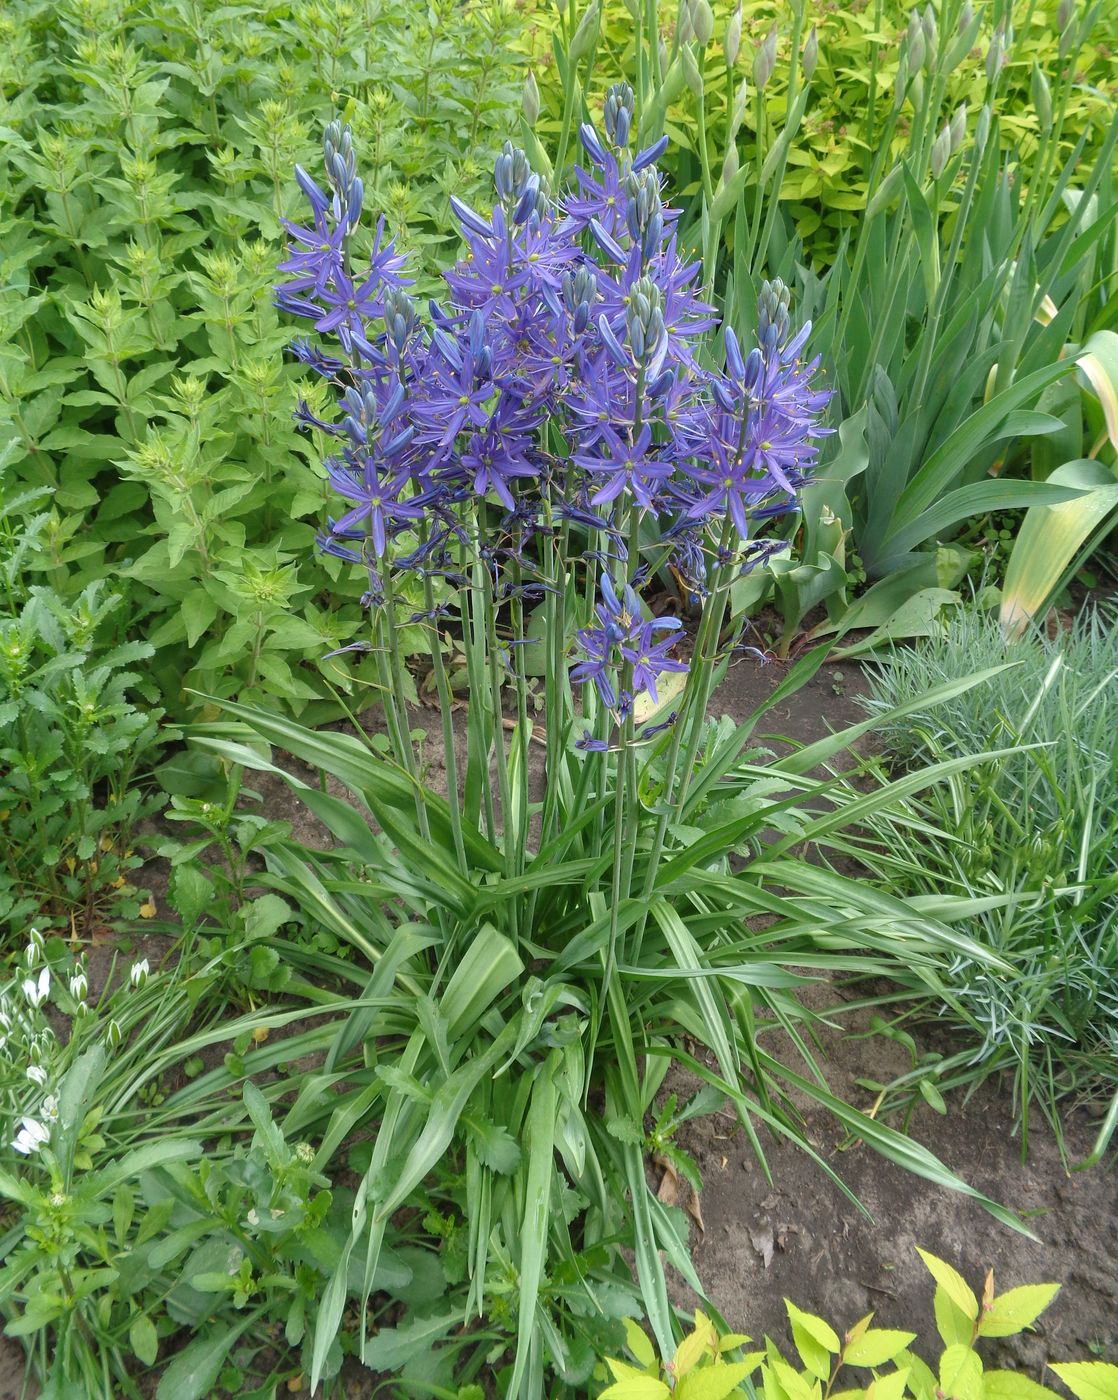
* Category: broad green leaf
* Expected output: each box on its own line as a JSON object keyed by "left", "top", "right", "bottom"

{"left": 624, "top": 1318, "right": 658, "bottom": 1370}
{"left": 785, "top": 1300, "right": 839, "bottom": 1380}
{"left": 1049, "top": 1365, "right": 1118, "bottom": 1400}
{"left": 844, "top": 1329, "right": 916, "bottom": 1367}
{"left": 985, "top": 1372, "right": 1065, "bottom": 1400}
{"left": 676, "top": 1363, "right": 756, "bottom": 1400}
{"left": 918, "top": 1249, "right": 979, "bottom": 1320}
{"left": 978, "top": 1282, "right": 1059, "bottom": 1337}
{"left": 155, "top": 1324, "right": 248, "bottom": 1400}
{"left": 360, "top": 1309, "right": 460, "bottom": 1371}
{"left": 129, "top": 1314, "right": 158, "bottom": 1367}
{"left": 1000, "top": 459, "right": 1118, "bottom": 637}
{"left": 939, "top": 1344, "right": 983, "bottom": 1400}
{"left": 866, "top": 1370, "right": 910, "bottom": 1400}
{"left": 1077, "top": 329, "right": 1118, "bottom": 452}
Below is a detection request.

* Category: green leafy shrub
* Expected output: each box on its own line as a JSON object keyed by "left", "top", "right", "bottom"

{"left": 0, "top": 0, "right": 526, "bottom": 717}
{"left": 0, "top": 447, "right": 162, "bottom": 936}
{"left": 846, "top": 603, "right": 1118, "bottom": 1152}
{"left": 600, "top": 1248, "right": 1115, "bottom": 1400}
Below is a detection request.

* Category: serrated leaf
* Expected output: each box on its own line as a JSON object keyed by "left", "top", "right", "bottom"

{"left": 845, "top": 1329, "right": 916, "bottom": 1368}
{"left": 940, "top": 1344, "right": 983, "bottom": 1400}
{"left": 978, "top": 1283, "right": 1059, "bottom": 1337}
{"left": 917, "top": 1249, "right": 978, "bottom": 1320}
{"left": 676, "top": 1363, "right": 756, "bottom": 1400}
{"left": 624, "top": 1318, "right": 657, "bottom": 1370}
{"left": 985, "top": 1371, "right": 1065, "bottom": 1400}
{"left": 866, "top": 1369, "right": 910, "bottom": 1400}
{"left": 1050, "top": 1365, "right": 1118, "bottom": 1400}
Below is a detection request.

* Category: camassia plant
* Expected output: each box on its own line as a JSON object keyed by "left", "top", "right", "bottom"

{"left": 198, "top": 97, "right": 1028, "bottom": 1395}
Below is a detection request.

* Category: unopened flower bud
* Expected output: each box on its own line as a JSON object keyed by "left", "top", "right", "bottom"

{"left": 682, "top": 41, "right": 703, "bottom": 99}
{"left": 691, "top": 0, "right": 714, "bottom": 47}
{"left": 957, "top": 1, "right": 973, "bottom": 34}
{"left": 731, "top": 77, "right": 749, "bottom": 135}
{"left": 907, "top": 22, "right": 926, "bottom": 75}
{"left": 569, "top": 2, "right": 599, "bottom": 62}
{"left": 107, "top": 1019, "right": 123, "bottom": 1048}
{"left": 523, "top": 71, "right": 540, "bottom": 126}
{"left": 753, "top": 24, "right": 778, "bottom": 90}
{"left": 931, "top": 121, "right": 951, "bottom": 177}
{"left": 725, "top": 5, "right": 742, "bottom": 66}
{"left": 722, "top": 142, "right": 739, "bottom": 186}
{"left": 1030, "top": 62, "right": 1052, "bottom": 129}
{"left": 893, "top": 51, "right": 909, "bottom": 109}
{"left": 985, "top": 26, "right": 1004, "bottom": 81}
{"left": 949, "top": 101, "right": 967, "bottom": 151}
{"left": 922, "top": 4, "right": 937, "bottom": 59}
{"left": 975, "top": 102, "right": 992, "bottom": 155}
{"left": 130, "top": 958, "right": 149, "bottom": 989}
{"left": 802, "top": 26, "right": 818, "bottom": 79}
{"left": 69, "top": 970, "right": 87, "bottom": 1003}
{"left": 1057, "top": 0, "right": 1073, "bottom": 27}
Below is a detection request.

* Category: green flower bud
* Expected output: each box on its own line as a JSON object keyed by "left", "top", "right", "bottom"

{"left": 753, "top": 23, "right": 778, "bottom": 90}
{"left": 569, "top": 2, "right": 599, "bottom": 61}
{"left": 722, "top": 142, "right": 739, "bottom": 186}
{"left": 975, "top": 102, "right": 992, "bottom": 154}
{"left": 725, "top": 5, "right": 742, "bottom": 66}
{"left": 1030, "top": 61, "right": 1052, "bottom": 129}
{"left": 802, "top": 25, "right": 818, "bottom": 80}
{"left": 682, "top": 41, "right": 703, "bottom": 98}
{"left": 522, "top": 71, "right": 540, "bottom": 126}
{"left": 930, "top": 120, "right": 951, "bottom": 177}
{"left": 691, "top": 0, "right": 715, "bottom": 48}
{"left": 949, "top": 101, "right": 967, "bottom": 151}
{"left": 1057, "top": 0, "right": 1074, "bottom": 30}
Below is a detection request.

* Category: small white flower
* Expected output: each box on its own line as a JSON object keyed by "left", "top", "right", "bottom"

{"left": 26, "top": 1064, "right": 48, "bottom": 1088}
{"left": 129, "top": 959, "right": 150, "bottom": 989}
{"left": 24, "top": 929, "right": 44, "bottom": 969}
{"left": 106, "top": 1019, "right": 122, "bottom": 1048}
{"left": 69, "top": 971, "right": 88, "bottom": 1003}
{"left": 246, "top": 1208, "right": 260, "bottom": 1227}
{"left": 42, "top": 1095, "right": 59, "bottom": 1121}
{"left": 12, "top": 1117, "right": 49, "bottom": 1155}
{"left": 22, "top": 968, "right": 50, "bottom": 1009}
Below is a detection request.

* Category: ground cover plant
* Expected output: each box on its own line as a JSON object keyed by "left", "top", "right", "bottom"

{"left": 842, "top": 602, "right": 1118, "bottom": 1157}
{"left": 0, "top": 0, "right": 527, "bottom": 719}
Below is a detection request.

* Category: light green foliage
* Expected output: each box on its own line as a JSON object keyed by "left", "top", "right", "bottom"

{"left": 530, "top": 0, "right": 1118, "bottom": 260}
{"left": 600, "top": 1250, "right": 1085, "bottom": 1400}
{"left": 0, "top": 0, "right": 525, "bottom": 716}
{"left": 0, "top": 447, "right": 163, "bottom": 934}
{"left": 850, "top": 603, "right": 1118, "bottom": 1154}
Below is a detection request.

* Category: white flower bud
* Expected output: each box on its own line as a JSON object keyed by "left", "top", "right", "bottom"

{"left": 721, "top": 142, "right": 739, "bottom": 187}
{"left": 949, "top": 102, "right": 967, "bottom": 151}
{"left": 27, "top": 1064, "right": 48, "bottom": 1088}
{"left": 1030, "top": 63, "right": 1052, "bottom": 129}
{"left": 22, "top": 969, "right": 49, "bottom": 1009}
{"left": 129, "top": 959, "right": 150, "bottom": 990}
{"left": 682, "top": 42, "right": 703, "bottom": 99}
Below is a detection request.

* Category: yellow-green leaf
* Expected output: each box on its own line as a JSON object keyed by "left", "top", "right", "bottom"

{"left": 865, "top": 1368, "right": 910, "bottom": 1400}
{"left": 917, "top": 1250, "right": 978, "bottom": 1321}
{"left": 624, "top": 1318, "right": 657, "bottom": 1371}
{"left": 786, "top": 1301, "right": 840, "bottom": 1381}
{"left": 845, "top": 1330, "right": 917, "bottom": 1368}
{"left": 978, "top": 1283, "right": 1060, "bottom": 1338}
{"left": 674, "top": 1315, "right": 719, "bottom": 1378}
{"left": 676, "top": 1362, "right": 756, "bottom": 1400}
{"left": 1076, "top": 329, "right": 1118, "bottom": 453}
{"left": 599, "top": 1377, "right": 672, "bottom": 1400}
{"left": 985, "top": 1370, "right": 1065, "bottom": 1400}
{"left": 786, "top": 1301, "right": 841, "bottom": 1354}
{"left": 1050, "top": 1363, "right": 1118, "bottom": 1400}
{"left": 939, "top": 1344, "right": 983, "bottom": 1400}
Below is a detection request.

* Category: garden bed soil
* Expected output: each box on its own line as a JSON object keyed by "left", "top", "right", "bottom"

{"left": 3, "top": 655, "right": 1115, "bottom": 1397}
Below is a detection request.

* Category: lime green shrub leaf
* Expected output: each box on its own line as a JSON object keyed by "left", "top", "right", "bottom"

{"left": 978, "top": 1283, "right": 1060, "bottom": 1337}
{"left": 1050, "top": 1364, "right": 1118, "bottom": 1400}
{"left": 676, "top": 1363, "right": 756, "bottom": 1400}
{"left": 785, "top": 1300, "right": 840, "bottom": 1380}
{"left": 844, "top": 1330, "right": 916, "bottom": 1368}
{"left": 940, "top": 1345, "right": 983, "bottom": 1400}
{"left": 917, "top": 1249, "right": 978, "bottom": 1319}
{"left": 985, "top": 1372, "right": 1065, "bottom": 1400}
